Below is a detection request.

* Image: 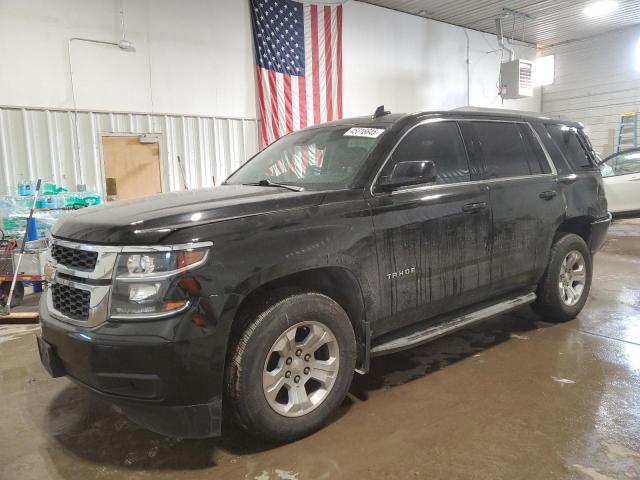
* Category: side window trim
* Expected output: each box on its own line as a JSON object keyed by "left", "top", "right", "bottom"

{"left": 526, "top": 122, "right": 558, "bottom": 175}
{"left": 576, "top": 129, "right": 598, "bottom": 167}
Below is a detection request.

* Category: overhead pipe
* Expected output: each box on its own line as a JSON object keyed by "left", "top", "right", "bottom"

{"left": 66, "top": 1, "right": 136, "bottom": 186}
{"left": 495, "top": 17, "right": 515, "bottom": 62}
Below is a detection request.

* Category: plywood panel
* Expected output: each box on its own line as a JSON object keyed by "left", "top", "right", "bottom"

{"left": 102, "top": 136, "right": 161, "bottom": 200}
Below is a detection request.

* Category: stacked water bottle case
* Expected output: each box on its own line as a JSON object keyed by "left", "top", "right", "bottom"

{"left": 1, "top": 181, "right": 102, "bottom": 240}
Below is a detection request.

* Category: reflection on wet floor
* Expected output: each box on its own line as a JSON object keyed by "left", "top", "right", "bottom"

{"left": 1, "top": 218, "right": 639, "bottom": 480}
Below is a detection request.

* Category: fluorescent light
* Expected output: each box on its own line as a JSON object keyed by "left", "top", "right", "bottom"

{"left": 636, "top": 37, "right": 640, "bottom": 71}
{"left": 534, "top": 55, "right": 555, "bottom": 86}
{"left": 583, "top": 1, "right": 619, "bottom": 17}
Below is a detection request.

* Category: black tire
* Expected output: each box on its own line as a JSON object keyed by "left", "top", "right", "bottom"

{"left": 0, "top": 281, "right": 23, "bottom": 307}
{"left": 533, "top": 233, "right": 592, "bottom": 322}
{"left": 226, "top": 292, "right": 356, "bottom": 443}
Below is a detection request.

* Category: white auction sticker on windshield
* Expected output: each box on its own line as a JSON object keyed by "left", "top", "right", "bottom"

{"left": 344, "top": 127, "right": 385, "bottom": 138}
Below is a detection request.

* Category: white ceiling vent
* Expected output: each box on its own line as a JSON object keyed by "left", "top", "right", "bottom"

{"left": 500, "top": 59, "right": 534, "bottom": 99}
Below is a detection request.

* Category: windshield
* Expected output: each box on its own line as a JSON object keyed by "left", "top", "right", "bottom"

{"left": 599, "top": 149, "right": 640, "bottom": 177}
{"left": 225, "top": 126, "right": 386, "bottom": 190}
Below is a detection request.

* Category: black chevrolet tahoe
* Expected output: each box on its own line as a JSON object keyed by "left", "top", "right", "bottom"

{"left": 38, "top": 108, "right": 611, "bottom": 442}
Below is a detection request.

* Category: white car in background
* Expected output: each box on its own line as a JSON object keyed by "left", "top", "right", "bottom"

{"left": 599, "top": 148, "right": 640, "bottom": 214}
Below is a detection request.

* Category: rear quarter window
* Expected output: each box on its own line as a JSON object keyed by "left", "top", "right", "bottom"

{"left": 546, "top": 124, "right": 595, "bottom": 170}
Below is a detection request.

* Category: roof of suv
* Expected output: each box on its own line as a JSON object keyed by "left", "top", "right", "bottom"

{"left": 320, "top": 107, "right": 582, "bottom": 129}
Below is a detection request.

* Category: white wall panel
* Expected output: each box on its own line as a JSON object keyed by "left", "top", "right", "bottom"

{"left": 0, "top": 107, "right": 259, "bottom": 197}
{"left": 342, "top": 1, "right": 541, "bottom": 116}
{"left": 0, "top": 0, "right": 257, "bottom": 118}
{"left": 542, "top": 27, "right": 640, "bottom": 156}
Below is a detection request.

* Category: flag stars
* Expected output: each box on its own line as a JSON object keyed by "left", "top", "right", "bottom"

{"left": 252, "top": 0, "right": 305, "bottom": 76}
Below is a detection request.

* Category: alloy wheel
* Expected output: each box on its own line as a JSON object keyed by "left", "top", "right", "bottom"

{"left": 262, "top": 321, "right": 340, "bottom": 417}
{"left": 558, "top": 250, "right": 587, "bottom": 307}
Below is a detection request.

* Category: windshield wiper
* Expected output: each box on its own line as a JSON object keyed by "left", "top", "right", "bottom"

{"left": 242, "top": 179, "right": 304, "bottom": 192}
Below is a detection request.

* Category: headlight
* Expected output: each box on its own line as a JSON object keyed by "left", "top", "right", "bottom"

{"left": 109, "top": 245, "right": 210, "bottom": 320}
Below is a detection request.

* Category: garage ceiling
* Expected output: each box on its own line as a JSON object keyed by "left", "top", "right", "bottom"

{"left": 359, "top": 0, "right": 640, "bottom": 47}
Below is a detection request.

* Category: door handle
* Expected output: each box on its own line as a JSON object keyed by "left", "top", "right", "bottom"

{"left": 558, "top": 174, "right": 577, "bottom": 185}
{"left": 539, "top": 190, "right": 557, "bottom": 200}
{"left": 462, "top": 201, "right": 487, "bottom": 213}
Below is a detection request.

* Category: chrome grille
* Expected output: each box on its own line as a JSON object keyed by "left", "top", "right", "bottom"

{"left": 51, "top": 284, "right": 91, "bottom": 321}
{"left": 51, "top": 244, "right": 98, "bottom": 271}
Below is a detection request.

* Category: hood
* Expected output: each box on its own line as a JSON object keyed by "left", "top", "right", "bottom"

{"left": 52, "top": 185, "right": 326, "bottom": 244}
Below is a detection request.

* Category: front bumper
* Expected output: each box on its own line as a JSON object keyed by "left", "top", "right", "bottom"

{"left": 38, "top": 303, "right": 225, "bottom": 438}
{"left": 589, "top": 212, "right": 612, "bottom": 253}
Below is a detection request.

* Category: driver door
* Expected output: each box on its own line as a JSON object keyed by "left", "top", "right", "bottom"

{"left": 369, "top": 120, "right": 492, "bottom": 336}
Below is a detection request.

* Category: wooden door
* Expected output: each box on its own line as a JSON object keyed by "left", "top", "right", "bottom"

{"left": 102, "top": 136, "right": 162, "bottom": 201}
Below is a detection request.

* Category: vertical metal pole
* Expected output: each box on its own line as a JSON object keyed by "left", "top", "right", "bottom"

{"left": 2, "top": 179, "right": 41, "bottom": 315}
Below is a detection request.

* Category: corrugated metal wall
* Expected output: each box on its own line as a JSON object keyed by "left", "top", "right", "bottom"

{"left": 542, "top": 26, "right": 640, "bottom": 156}
{"left": 0, "top": 106, "right": 259, "bottom": 196}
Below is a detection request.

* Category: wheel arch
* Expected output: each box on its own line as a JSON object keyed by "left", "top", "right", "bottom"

{"left": 555, "top": 215, "right": 594, "bottom": 246}
{"left": 228, "top": 266, "right": 369, "bottom": 370}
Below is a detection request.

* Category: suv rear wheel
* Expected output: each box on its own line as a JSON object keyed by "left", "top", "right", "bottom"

{"left": 533, "top": 233, "right": 593, "bottom": 322}
{"left": 227, "top": 292, "right": 356, "bottom": 442}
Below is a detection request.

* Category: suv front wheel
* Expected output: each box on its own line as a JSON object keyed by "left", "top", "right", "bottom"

{"left": 533, "top": 233, "right": 593, "bottom": 322}
{"left": 226, "top": 292, "right": 356, "bottom": 442}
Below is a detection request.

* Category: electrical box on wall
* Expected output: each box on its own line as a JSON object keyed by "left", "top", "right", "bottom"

{"left": 500, "top": 59, "right": 533, "bottom": 99}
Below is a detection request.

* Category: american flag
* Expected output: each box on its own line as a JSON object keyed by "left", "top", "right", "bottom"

{"left": 250, "top": 0, "right": 343, "bottom": 148}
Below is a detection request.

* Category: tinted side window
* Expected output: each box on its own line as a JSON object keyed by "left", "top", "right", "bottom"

{"left": 382, "top": 121, "right": 470, "bottom": 185}
{"left": 517, "top": 124, "right": 551, "bottom": 174}
{"left": 467, "top": 122, "right": 533, "bottom": 179}
{"left": 546, "top": 124, "right": 594, "bottom": 170}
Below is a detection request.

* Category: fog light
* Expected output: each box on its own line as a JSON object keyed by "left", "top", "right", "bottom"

{"left": 128, "top": 284, "right": 160, "bottom": 303}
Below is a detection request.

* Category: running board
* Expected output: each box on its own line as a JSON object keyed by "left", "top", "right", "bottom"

{"left": 370, "top": 292, "right": 537, "bottom": 357}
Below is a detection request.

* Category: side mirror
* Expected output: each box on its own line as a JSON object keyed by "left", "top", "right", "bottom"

{"left": 379, "top": 160, "right": 437, "bottom": 190}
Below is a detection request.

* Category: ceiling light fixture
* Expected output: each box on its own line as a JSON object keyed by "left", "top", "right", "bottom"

{"left": 583, "top": 0, "right": 619, "bottom": 17}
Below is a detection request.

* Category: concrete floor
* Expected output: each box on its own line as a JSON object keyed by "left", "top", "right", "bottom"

{"left": 2, "top": 219, "right": 639, "bottom": 480}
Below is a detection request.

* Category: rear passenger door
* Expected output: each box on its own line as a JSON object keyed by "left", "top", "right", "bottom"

{"left": 540, "top": 123, "right": 606, "bottom": 218}
{"left": 370, "top": 120, "right": 492, "bottom": 335}
{"left": 460, "top": 121, "right": 564, "bottom": 297}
